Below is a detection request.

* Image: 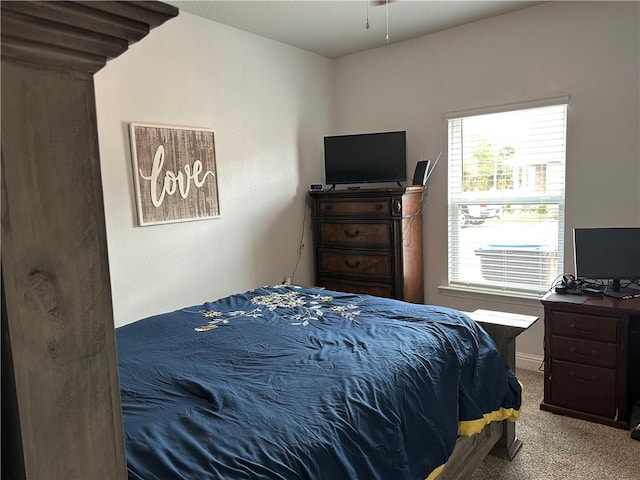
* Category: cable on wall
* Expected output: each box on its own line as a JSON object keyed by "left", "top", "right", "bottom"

{"left": 289, "top": 201, "right": 309, "bottom": 284}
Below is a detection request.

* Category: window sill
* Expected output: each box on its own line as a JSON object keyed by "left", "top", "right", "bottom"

{"left": 438, "top": 284, "right": 545, "bottom": 307}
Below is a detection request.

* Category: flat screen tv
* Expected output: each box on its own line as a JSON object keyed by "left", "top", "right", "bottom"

{"left": 323, "top": 131, "right": 406, "bottom": 186}
{"left": 574, "top": 227, "right": 640, "bottom": 298}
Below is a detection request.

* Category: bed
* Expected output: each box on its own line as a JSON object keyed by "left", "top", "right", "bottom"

{"left": 116, "top": 285, "right": 522, "bottom": 480}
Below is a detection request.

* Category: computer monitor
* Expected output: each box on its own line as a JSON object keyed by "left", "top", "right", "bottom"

{"left": 574, "top": 227, "right": 640, "bottom": 298}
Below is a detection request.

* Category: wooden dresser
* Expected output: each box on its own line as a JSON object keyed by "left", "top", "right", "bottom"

{"left": 309, "top": 187, "right": 424, "bottom": 303}
{"left": 540, "top": 293, "right": 640, "bottom": 429}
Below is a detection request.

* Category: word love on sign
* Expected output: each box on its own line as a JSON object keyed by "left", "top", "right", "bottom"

{"left": 129, "top": 124, "right": 220, "bottom": 226}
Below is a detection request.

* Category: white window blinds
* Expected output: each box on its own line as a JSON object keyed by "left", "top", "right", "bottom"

{"left": 447, "top": 99, "right": 568, "bottom": 294}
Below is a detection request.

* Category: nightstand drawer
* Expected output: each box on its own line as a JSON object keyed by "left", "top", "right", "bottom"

{"left": 551, "top": 336, "right": 617, "bottom": 368}
{"left": 318, "top": 250, "right": 391, "bottom": 277}
{"left": 317, "top": 199, "right": 391, "bottom": 217}
{"left": 551, "top": 311, "right": 617, "bottom": 342}
{"left": 550, "top": 360, "right": 617, "bottom": 418}
{"left": 319, "top": 222, "right": 392, "bottom": 247}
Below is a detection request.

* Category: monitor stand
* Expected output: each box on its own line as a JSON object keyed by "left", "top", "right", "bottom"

{"left": 605, "top": 280, "right": 640, "bottom": 299}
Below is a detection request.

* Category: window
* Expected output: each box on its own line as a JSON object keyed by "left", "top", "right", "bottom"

{"left": 447, "top": 98, "right": 568, "bottom": 295}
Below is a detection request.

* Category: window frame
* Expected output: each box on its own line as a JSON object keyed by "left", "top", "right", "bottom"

{"left": 446, "top": 97, "right": 569, "bottom": 296}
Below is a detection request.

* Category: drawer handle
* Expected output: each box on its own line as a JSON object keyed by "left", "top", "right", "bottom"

{"left": 375, "top": 204, "right": 384, "bottom": 210}
{"left": 344, "top": 229, "right": 360, "bottom": 238}
{"left": 344, "top": 260, "right": 361, "bottom": 269}
{"left": 569, "top": 347, "right": 598, "bottom": 357}
{"left": 570, "top": 323, "right": 597, "bottom": 334}
{"left": 570, "top": 371, "right": 597, "bottom": 383}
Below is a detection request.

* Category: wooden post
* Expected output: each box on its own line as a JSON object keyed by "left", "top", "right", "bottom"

{"left": 1, "top": 2, "right": 178, "bottom": 478}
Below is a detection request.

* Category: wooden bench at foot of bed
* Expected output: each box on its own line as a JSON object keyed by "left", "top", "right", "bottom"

{"left": 465, "top": 309, "right": 539, "bottom": 460}
{"left": 436, "top": 309, "right": 539, "bottom": 480}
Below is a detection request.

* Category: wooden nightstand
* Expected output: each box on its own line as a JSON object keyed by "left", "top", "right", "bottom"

{"left": 540, "top": 293, "right": 640, "bottom": 429}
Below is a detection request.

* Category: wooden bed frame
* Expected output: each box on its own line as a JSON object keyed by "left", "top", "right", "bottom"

{"left": 439, "top": 420, "right": 504, "bottom": 480}
{"left": 439, "top": 310, "right": 538, "bottom": 479}
{"left": 0, "top": 3, "right": 535, "bottom": 478}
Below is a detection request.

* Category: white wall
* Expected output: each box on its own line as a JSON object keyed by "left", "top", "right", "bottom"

{"left": 96, "top": 2, "right": 639, "bottom": 365}
{"left": 333, "top": 1, "right": 640, "bottom": 363}
{"left": 95, "top": 12, "right": 333, "bottom": 326}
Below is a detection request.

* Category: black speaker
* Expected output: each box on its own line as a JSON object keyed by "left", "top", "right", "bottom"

{"left": 412, "top": 160, "right": 431, "bottom": 186}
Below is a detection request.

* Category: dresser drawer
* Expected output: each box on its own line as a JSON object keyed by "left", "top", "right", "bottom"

{"left": 318, "top": 250, "right": 391, "bottom": 277}
{"left": 319, "top": 278, "right": 392, "bottom": 298}
{"left": 317, "top": 199, "right": 392, "bottom": 217}
{"left": 549, "top": 360, "right": 617, "bottom": 418}
{"left": 551, "top": 311, "right": 618, "bottom": 343}
{"left": 319, "top": 222, "right": 392, "bottom": 247}
{"left": 551, "top": 336, "right": 617, "bottom": 368}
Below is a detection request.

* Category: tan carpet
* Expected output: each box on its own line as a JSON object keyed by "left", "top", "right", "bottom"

{"left": 471, "top": 368, "right": 640, "bottom": 480}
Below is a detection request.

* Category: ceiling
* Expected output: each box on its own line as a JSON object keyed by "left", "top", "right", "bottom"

{"left": 166, "top": 1, "right": 543, "bottom": 58}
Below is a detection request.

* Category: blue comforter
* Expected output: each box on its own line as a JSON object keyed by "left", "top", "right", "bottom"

{"left": 117, "top": 285, "right": 521, "bottom": 480}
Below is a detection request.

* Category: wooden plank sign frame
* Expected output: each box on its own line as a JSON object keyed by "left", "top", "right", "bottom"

{"left": 129, "top": 123, "right": 220, "bottom": 226}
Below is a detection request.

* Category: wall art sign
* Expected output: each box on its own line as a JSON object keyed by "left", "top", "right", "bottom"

{"left": 129, "top": 123, "right": 220, "bottom": 226}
